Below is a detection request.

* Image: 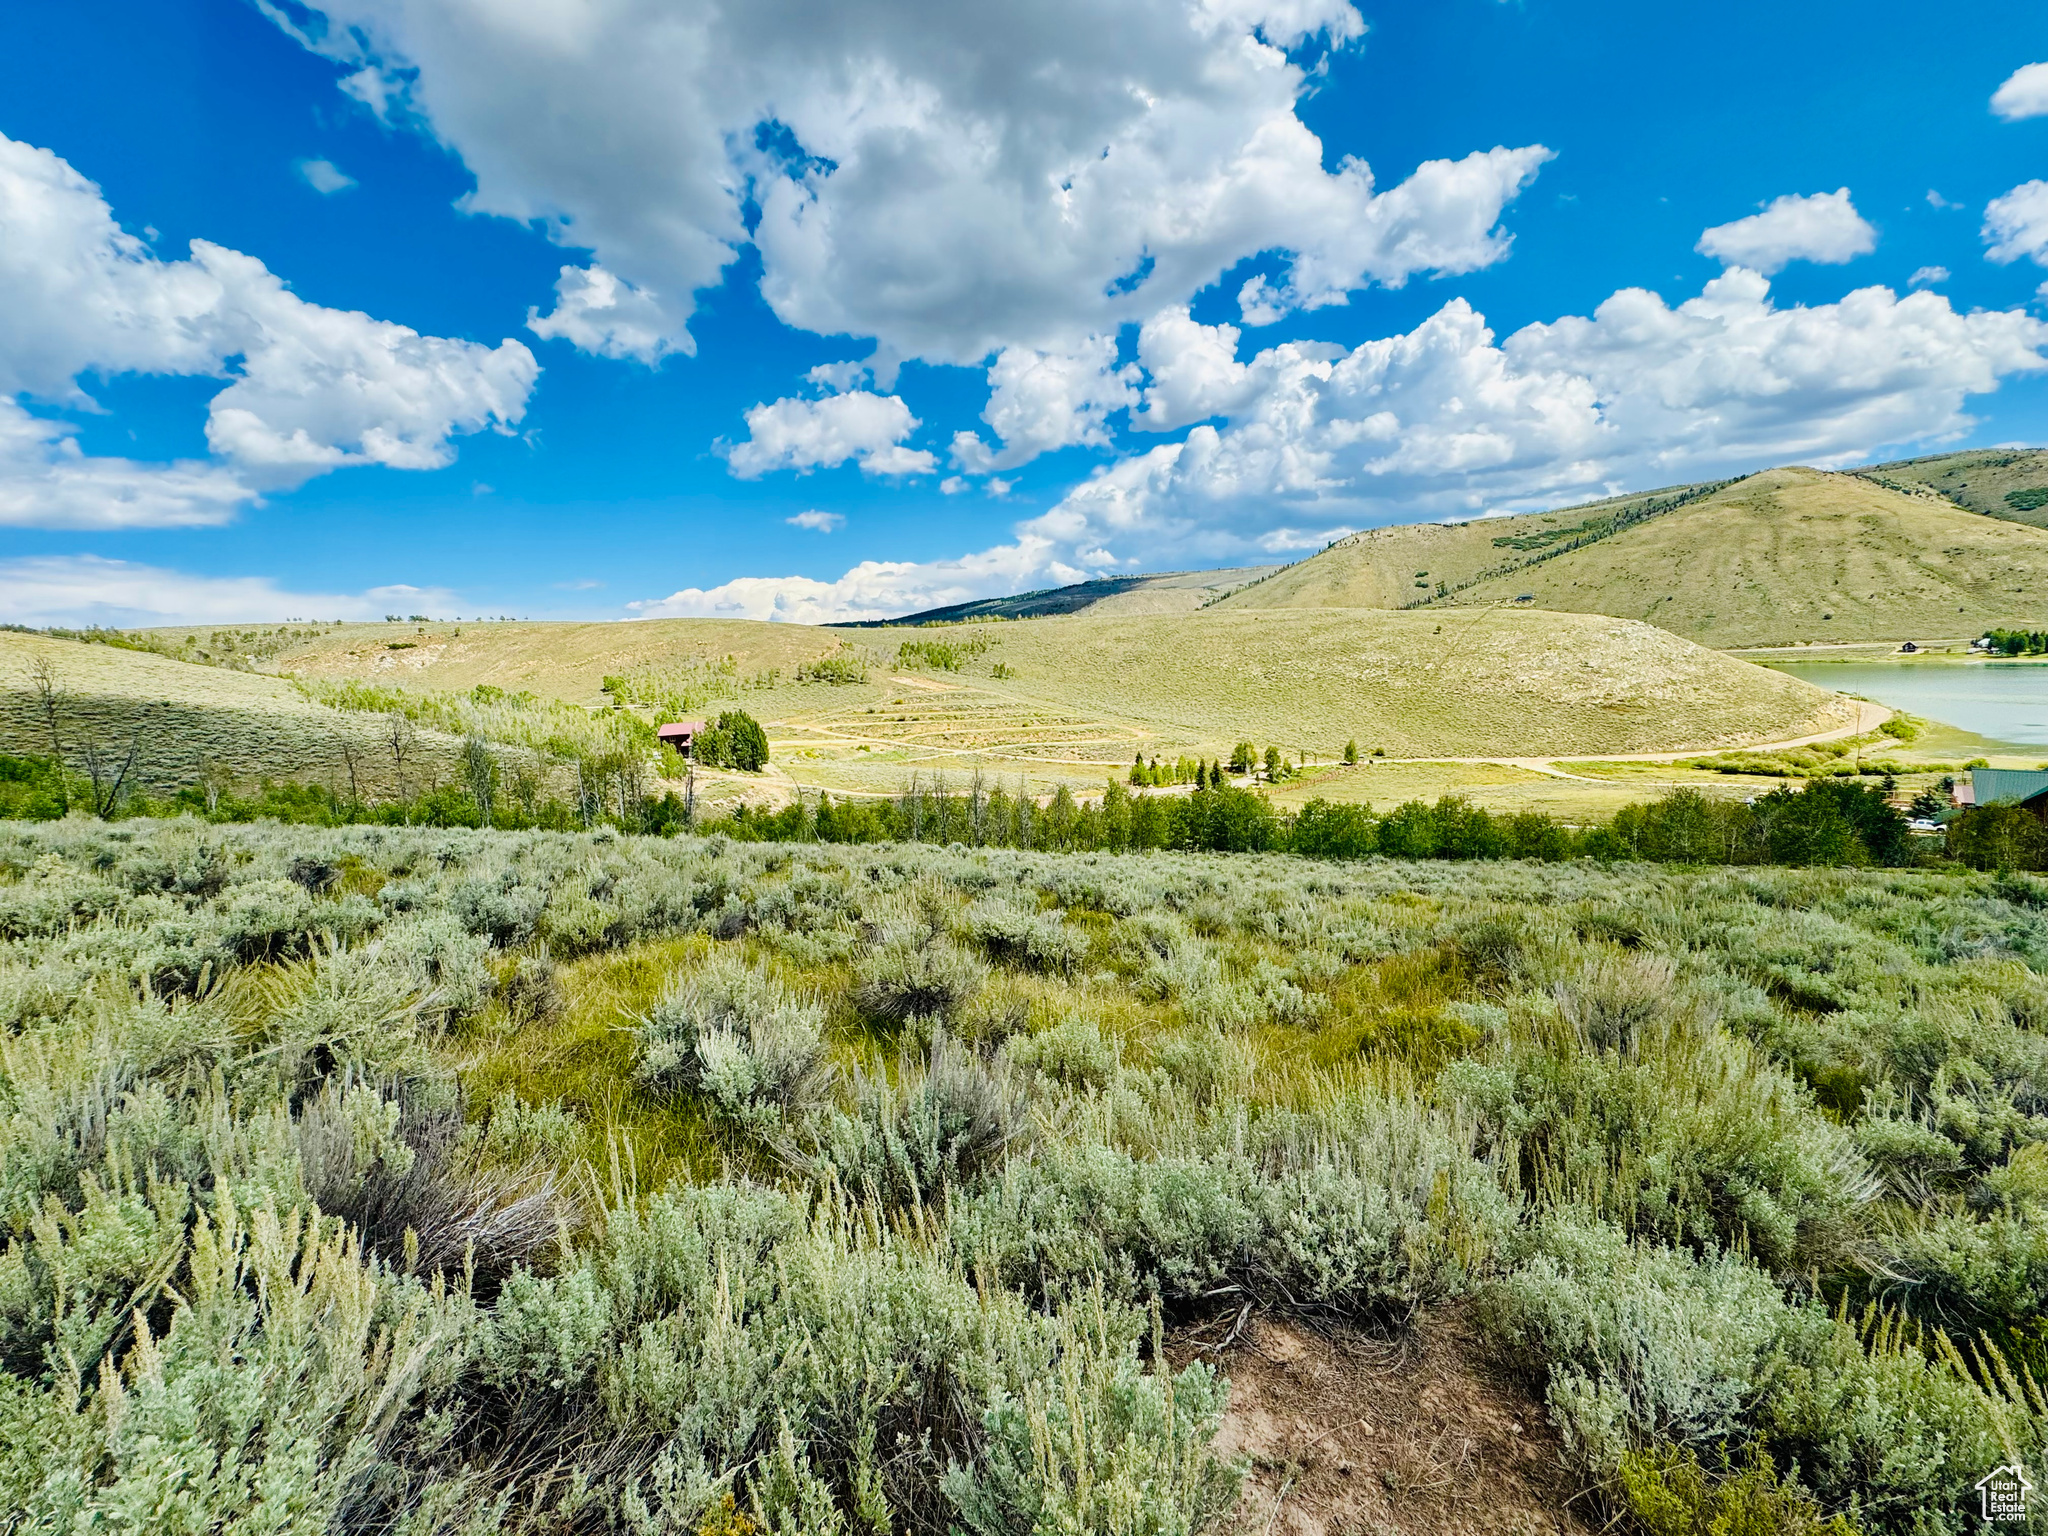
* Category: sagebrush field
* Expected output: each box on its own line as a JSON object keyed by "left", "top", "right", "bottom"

{"left": 0, "top": 817, "right": 2039, "bottom": 1534}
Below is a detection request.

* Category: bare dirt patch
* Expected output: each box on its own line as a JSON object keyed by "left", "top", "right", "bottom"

{"left": 1173, "top": 1308, "right": 1591, "bottom": 1536}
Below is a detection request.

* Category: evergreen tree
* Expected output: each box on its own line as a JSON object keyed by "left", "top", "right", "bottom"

{"left": 699, "top": 709, "right": 769, "bottom": 771}
{"left": 1343, "top": 739, "right": 1359, "bottom": 765}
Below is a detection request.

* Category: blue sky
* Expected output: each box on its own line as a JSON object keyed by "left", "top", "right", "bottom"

{"left": 2, "top": 0, "right": 2047, "bottom": 625}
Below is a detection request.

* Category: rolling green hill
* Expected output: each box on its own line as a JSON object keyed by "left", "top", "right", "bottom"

{"left": 254, "top": 608, "right": 1853, "bottom": 774}
{"left": 1219, "top": 481, "right": 1724, "bottom": 613}
{"left": 1220, "top": 466, "right": 2048, "bottom": 646}
{"left": 0, "top": 630, "right": 474, "bottom": 798}
{"left": 4, "top": 580, "right": 1864, "bottom": 810}
{"left": 1854, "top": 445, "right": 2048, "bottom": 526}
{"left": 271, "top": 617, "right": 853, "bottom": 706}
{"left": 922, "top": 608, "right": 1852, "bottom": 756}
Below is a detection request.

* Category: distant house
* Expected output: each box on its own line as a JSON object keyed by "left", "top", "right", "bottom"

{"left": 1968, "top": 768, "right": 2048, "bottom": 817}
{"left": 657, "top": 720, "right": 707, "bottom": 759}
{"left": 1897, "top": 641, "right": 1919, "bottom": 654}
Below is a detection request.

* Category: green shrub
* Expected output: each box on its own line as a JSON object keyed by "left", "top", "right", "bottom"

{"left": 635, "top": 953, "right": 832, "bottom": 1129}
{"left": 297, "top": 1083, "right": 570, "bottom": 1297}
{"left": 854, "top": 932, "right": 989, "bottom": 1024}
{"left": 808, "top": 1034, "right": 1030, "bottom": 1207}
{"left": 955, "top": 1094, "right": 1511, "bottom": 1318}
{"left": 1449, "top": 959, "right": 1872, "bottom": 1273}
{"left": 1006, "top": 1017, "right": 1119, "bottom": 1090}
{"left": 1480, "top": 1215, "right": 1817, "bottom": 1474}
{"left": 894, "top": 633, "right": 993, "bottom": 672}
{"left": 1618, "top": 1444, "right": 1860, "bottom": 1536}
{"left": 966, "top": 898, "right": 1089, "bottom": 974}
{"left": 0, "top": 753, "right": 71, "bottom": 819}
{"left": 943, "top": 1291, "right": 1239, "bottom": 1536}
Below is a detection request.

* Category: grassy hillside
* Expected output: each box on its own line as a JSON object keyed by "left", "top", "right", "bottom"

{"left": 0, "top": 630, "right": 481, "bottom": 797}
{"left": 1217, "top": 482, "right": 1723, "bottom": 613}
{"left": 1855, "top": 444, "right": 2048, "bottom": 526}
{"left": 249, "top": 609, "right": 1852, "bottom": 796}
{"left": 1223, "top": 467, "right": 2048, "bottom": 646}
{"left": 1431, "top": 468, "right": 2048, "bottom": 645}
{"left": 266, "top": 616, "right": 856, "bottom": 705}
{"left": 951, "top": 608, "right": 1848, "bottom": 756}
{"left": 24, "top": 602, "right": 1851, "bottom": 815}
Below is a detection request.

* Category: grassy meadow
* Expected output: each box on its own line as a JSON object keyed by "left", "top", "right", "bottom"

{"left": 228, "top": 608, "right": 1857, "bottom": 806}
{"left": 0, "top": 817, "right": 2040, "bottom": 1534}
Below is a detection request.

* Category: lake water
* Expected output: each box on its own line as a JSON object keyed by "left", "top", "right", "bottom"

{"left": 1764, "top": 660, "right": 2048, "bottom": 745}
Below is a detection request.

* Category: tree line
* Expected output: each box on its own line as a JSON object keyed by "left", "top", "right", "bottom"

{"left": 22, "top": 731, "right": 2048, "bottom": 874}
{"left": 711, "top": 774, "right": 1929, "bottom": 869}
{"left": 1981, "top": 627, "right": 2048, "bottom": 657}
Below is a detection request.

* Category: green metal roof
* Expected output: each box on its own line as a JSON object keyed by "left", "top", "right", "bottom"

{"left": 1971, "top": 768, "right": 2048, "bottom": 806}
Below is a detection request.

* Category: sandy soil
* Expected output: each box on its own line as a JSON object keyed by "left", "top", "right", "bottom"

{"left": 1172, "top": 1309, "right": 1593, "bottom": 1536}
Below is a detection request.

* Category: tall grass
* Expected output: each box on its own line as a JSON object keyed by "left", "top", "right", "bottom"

{"left": 296, "top": 677, "right": 656, "bottom": 761}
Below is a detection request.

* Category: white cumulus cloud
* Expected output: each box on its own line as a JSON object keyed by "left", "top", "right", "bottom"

{"left": 527, "top": 264, "right": 685, "bottom": 364}
{"left": 0, "top": 130, "right": 537, "bottom": 524}
{"left": 1993, "top": 62, "right": 2048, "bottom": 121}
{"left": 195, "top": 243, "right": 538, "bottom": 477}
{"left": 0, "top": 400, "right": 254, "bottom": 529}
{"left": 268, "top": 0, "right": 1547, "bottom": 366}
{"left": 1696, "top": 189, "right": 1877, "bottom": 274}
{"left": 629, "top": 537, "right": 1060, "bottom": 624}
{"left": 786, "top": 509, "right": 844, "bottom": 531}
{"left": 0, "top": 554, "right": 456, "bottom": 627}
{"left": 726, "top": 391, "right": 935, "bottom": 478}
{"left": 1908, "top": 266, "right": 1950, "bottom": 287}
{"left": 951, "top": 337, "right": 1140, "bottom": 472}
{"left": 1986, "top": 180, "right": 2048, "bottom": 267}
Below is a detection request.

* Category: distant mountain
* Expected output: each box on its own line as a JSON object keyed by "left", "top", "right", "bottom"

{"left": 845, "top": 566, "right": 1280, "bottom": 627}
{"left": 1217, "top": 456, "right": 2048, "bottom": 646}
